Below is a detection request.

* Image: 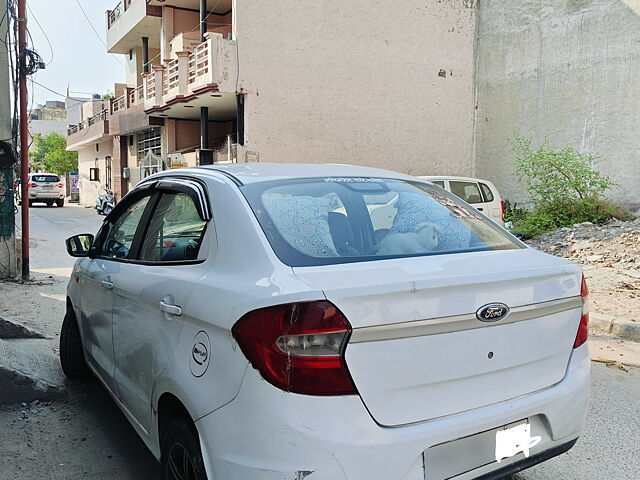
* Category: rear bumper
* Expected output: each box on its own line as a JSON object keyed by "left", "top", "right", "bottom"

{"left": 195, "top": 344, "right": 590, "bottom": 480}
{"left": 29, "top": 192, "right": 64, "bottom": 199}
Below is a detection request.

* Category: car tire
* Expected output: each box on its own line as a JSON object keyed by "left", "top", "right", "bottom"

{"left": 28, "top": 200, "right": 33, "bottom": 207}
{"left": 46, "top": 201, "right": 53, "bottom": 207}
{"left": 59, "top": 309, "right": 90, "bottom": 380}
{"left": 102, "top": 205, "right": 113, "bottom": 216}
{"left": 161, "top": 419, "right": 208, "bottom": 480}
{"left": 56, "top": 199, "right": 64, "bottom": 207}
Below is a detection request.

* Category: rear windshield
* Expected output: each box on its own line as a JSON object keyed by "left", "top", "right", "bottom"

{"left": 32, "top": 175, "right": 60, "bottom": 183}
{"left": 242, "top": 178, "right": 522, "bottom": 267}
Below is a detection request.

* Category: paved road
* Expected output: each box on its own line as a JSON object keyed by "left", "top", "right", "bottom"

{"left": 3, "top": 205, "right": 639, "bottom": 479}
{"left": 22, "top": 203, "right": 103, "bottom": 272}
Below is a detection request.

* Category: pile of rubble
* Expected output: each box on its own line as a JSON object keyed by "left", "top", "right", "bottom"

{"left": 528, "top": 218, "right": 640, "bottom": 271}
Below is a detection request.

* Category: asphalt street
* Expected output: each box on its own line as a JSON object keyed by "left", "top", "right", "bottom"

{"left": 2, "top": 203, "right": 639, "bottom": 479}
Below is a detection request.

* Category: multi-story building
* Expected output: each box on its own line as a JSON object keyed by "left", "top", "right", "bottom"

{"left": 67, "top": 0, "right": 479, "bottom": 207}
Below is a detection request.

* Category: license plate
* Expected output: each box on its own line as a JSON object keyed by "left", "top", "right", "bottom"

{"left": 42, "top": 185, "right": 53, "bottom": 190}
{"left": 495, "top": 420, "right": 541, "bottom": 463}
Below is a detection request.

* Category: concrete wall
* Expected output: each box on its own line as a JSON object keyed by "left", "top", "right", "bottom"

{"left": 235, "top": 0, "right": 478, "bottom": 176}
{"left": 475, "top": 0, "right": 640, "bottom": 207}
{"left": 77, "top": 140, "right": 114, "bottom": 207}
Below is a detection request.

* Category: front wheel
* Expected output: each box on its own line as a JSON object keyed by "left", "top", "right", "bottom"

{"left": 102, "top": 204, "right": 113, "bottom": 216}
{"left": 59, "top": 309, "right": 90, "bottom": 380}
{"left": 161, "top": 419, "right": 208, "bottom": 480}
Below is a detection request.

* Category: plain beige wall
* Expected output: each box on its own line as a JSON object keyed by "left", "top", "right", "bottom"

{"left": 78, "top": 140, "right": 114, "bottom": 207}
{"left": 235, "top": 0, "right": 478, "bottom": 176}
{"left": 475, "top": 0, "right": 640, "bottom": 207}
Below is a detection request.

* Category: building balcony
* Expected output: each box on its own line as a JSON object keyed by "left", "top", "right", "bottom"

{"left": 108, "top": 85, "right": 164, "bottom": 136}
{"left": 107, "top": 0, "right": 162, "bottom": 54}
{"left": 142, "top": 33, "right": 238, "bottom": 120}
{"left": 66, "top": 110, "right": 110, "bottom": 151}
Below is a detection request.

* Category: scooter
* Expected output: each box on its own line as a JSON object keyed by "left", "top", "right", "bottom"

{"left": 96, "top": 187, "right": 116, "bottom": 215}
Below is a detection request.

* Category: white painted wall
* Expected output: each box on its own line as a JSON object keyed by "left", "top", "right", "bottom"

{"left": 77, "top": 140, "right": 114, "bottom": 207}
{"left": 235, "top": 0, "right": 478, "bottom": 176}
{"left": 475, "top": 0, "right": 640, "bottom": 207}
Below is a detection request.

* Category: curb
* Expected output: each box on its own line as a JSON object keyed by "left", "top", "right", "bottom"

{"left": 590, "top": 313, "right": 640, "bottom": 342}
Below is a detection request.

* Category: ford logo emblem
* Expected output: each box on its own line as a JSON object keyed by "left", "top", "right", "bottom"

{"left": 476, "top": 303, "right": 509, "bottom": 322}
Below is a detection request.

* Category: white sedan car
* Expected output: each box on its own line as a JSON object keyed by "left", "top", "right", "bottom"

{"left": 62, "top": 163, "right": 590, "bottom": 480}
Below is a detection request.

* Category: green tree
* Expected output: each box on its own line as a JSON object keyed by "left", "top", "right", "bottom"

{"left": 29, "top": 132, "right": 78, "bottom": 176}
{"left": 510, "top": 134, "right": 613, "bottom": 203}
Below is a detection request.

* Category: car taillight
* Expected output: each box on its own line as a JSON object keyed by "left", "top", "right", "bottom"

{"left": 232, "top": 301, "right": 357, "bottom": 396}
{"left": 58, "top": 183, "right": 64, "bottom": 188}
{"left": 573, "top": 275, "right": 589, "bottom": 348}
{"left": 27, "top": 182, "right": 36, "bottom": 188}
{"left": 500, "top": 200, "right": 506, "bottom": 221}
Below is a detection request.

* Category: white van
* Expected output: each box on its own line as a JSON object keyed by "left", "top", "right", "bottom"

{"left": 421, "top": 176, "right": 505, "bottom": 226}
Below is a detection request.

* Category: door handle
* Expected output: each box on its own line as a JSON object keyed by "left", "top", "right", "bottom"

{"left": 160, "top": 301, "right": 182, "bottom": 316}
{"left": 476, "top": 207, "right": 484, "bottom": 211}
{"left": 101, "top": 280, "right": 114, "bottom": 290}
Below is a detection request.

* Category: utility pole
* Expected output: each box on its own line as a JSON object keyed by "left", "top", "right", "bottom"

{"left": 18, "top": 0, "right": 30, "bottom": 279}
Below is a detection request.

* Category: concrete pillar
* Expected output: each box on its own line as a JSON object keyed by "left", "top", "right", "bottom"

{"left": 153, "top": 65, "right": 165, "bottom": 106}
{"left": 176, "top": 51, "right": 190, "bottom": 96}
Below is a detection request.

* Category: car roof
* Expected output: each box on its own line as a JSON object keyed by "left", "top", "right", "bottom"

{"left": 419, "top": 175, "right": 497, "bottom": 185}
{"left": 191, "top": 163, "right": 418, "bottom": 185}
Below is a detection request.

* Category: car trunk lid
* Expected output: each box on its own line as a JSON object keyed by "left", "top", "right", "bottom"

{"left": 292, "top": 248, "right": 583, "bottom": 426}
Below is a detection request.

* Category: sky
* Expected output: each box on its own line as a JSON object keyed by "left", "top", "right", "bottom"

{"left": 27, "top": 0, "right": 124, "bottom": 106}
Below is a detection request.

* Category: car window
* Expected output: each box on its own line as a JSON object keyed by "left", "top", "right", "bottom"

{"left": 449, "top": 181, "right": 483, "bottom": 204}
{"left": 431, "top": 180, "right": 445, "bottom": 188}
{"left": 479, "top": 182, "right": 495, "bottom": 202}
{"left": 139, "top": 192, "right": 207, "bottom": 262}
{"left": 98, "top": 196, "right": 151, "bottom": 259}
{"left": 241, "top": 178, "right": 521, "bottom": 267}
{"left": 32, "top": 175, "right": 60, "bottom": 183}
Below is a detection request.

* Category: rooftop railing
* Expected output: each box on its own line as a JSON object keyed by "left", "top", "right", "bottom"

{"left": 107, "top": 0, "right": 137, "bottom": 29}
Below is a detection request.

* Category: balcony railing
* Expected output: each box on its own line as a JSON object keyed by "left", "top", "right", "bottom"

{"left": 107, "top": 0, "right": 138, "bottom": 29}
{"left": 144, "top": 33, "right": 237, "bottom": 110}
{"left": 111, "top": 95, "right": 126, "bottom": 113}
{"left": 67, "top": 109, "right": 109, "bottom": 136}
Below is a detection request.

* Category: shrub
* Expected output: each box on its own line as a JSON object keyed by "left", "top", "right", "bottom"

{"left": 511, "top": 197, "right": 634, "bottom": 239}
{"left": 506, "top": 134, "right": 632, "bottom": 238}
{"left": 510, "top": 134, "right": 614, "bottom": 203}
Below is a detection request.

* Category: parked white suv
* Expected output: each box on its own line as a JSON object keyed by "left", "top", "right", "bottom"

{"left": 62, "top": 164, "right": 590, "bottom": 480}
{"left": 25, "top": 172, "right": 65, "bottom": 207}
{"left": 421, "top": 176, "right": 504, "bottom": 226}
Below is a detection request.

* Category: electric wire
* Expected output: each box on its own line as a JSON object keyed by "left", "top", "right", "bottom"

{"left": 74, "top": 0, "right": 124, "bottom": 67}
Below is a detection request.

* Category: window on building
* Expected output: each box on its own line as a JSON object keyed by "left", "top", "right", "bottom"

{"left": 138, "top": 128, "right": 165, "bottom": 178}
{"left": 137, "top": 128, "right": 162, "bottom": 159}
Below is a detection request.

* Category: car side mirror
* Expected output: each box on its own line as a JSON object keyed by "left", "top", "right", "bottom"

{"left": 66, "top": 234, "right": 95, "bottom": 258}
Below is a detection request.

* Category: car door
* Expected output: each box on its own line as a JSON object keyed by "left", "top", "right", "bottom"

{"left": 79, "top": 193, "right": 154, "bottom": 395}
{"left": 111, "top": 184, "right": 210, "bottom": 433}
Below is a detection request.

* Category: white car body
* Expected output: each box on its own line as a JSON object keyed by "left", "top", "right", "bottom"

{"left": 26, "top": 172, "right": 66, "bottom": 206}
{"left": 66, "top": 163, "right": 590, "bottom": 480}
{"left": 420, "top": 176, "right": 505, "bottom": 226}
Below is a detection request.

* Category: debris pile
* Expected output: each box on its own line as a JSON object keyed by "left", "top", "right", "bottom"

{"left": 528, "top": 218, "right": 640, "bottom": 272}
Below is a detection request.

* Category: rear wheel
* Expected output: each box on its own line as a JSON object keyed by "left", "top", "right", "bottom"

{"left": 46, "top": 201, "right": 53, "bottom": 207}
{"left": 60, "top": 309, "right": 90, "bottom": 379}
{"left": 56, "top": 199, "right": 64, "bottom": 207}
{"left": 161, "top": 419, "right": 208, "bottom": 480}
{"left": 28, "top": 200, "right": 33, "bottom": 207}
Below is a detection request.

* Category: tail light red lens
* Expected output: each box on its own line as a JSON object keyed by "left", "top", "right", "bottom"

{"left": 573, "top": 275, "right": 589, "bottom": 348}
{"left": 500, "top": 200, "right": 506, "bottom": 222}
{"left": 58, "top": 183, "right": 64, "bottom": 188}
{"left": 232, "top": 301, "right": 358, "bottom": 396}
{"left": 27, "top": 182, "right": 36, "bottom": 188}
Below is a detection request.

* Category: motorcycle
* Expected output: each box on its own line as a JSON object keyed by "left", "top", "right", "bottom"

{"left": 96, "top": 187, "right": 116, "bottom": 215}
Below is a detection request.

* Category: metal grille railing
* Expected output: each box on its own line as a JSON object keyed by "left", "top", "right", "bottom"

{"left": 107, "top": 2, "right": 123, "bottom": 29}
{"left": 112, "top": 95, "right": 126, "bottom": 113}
